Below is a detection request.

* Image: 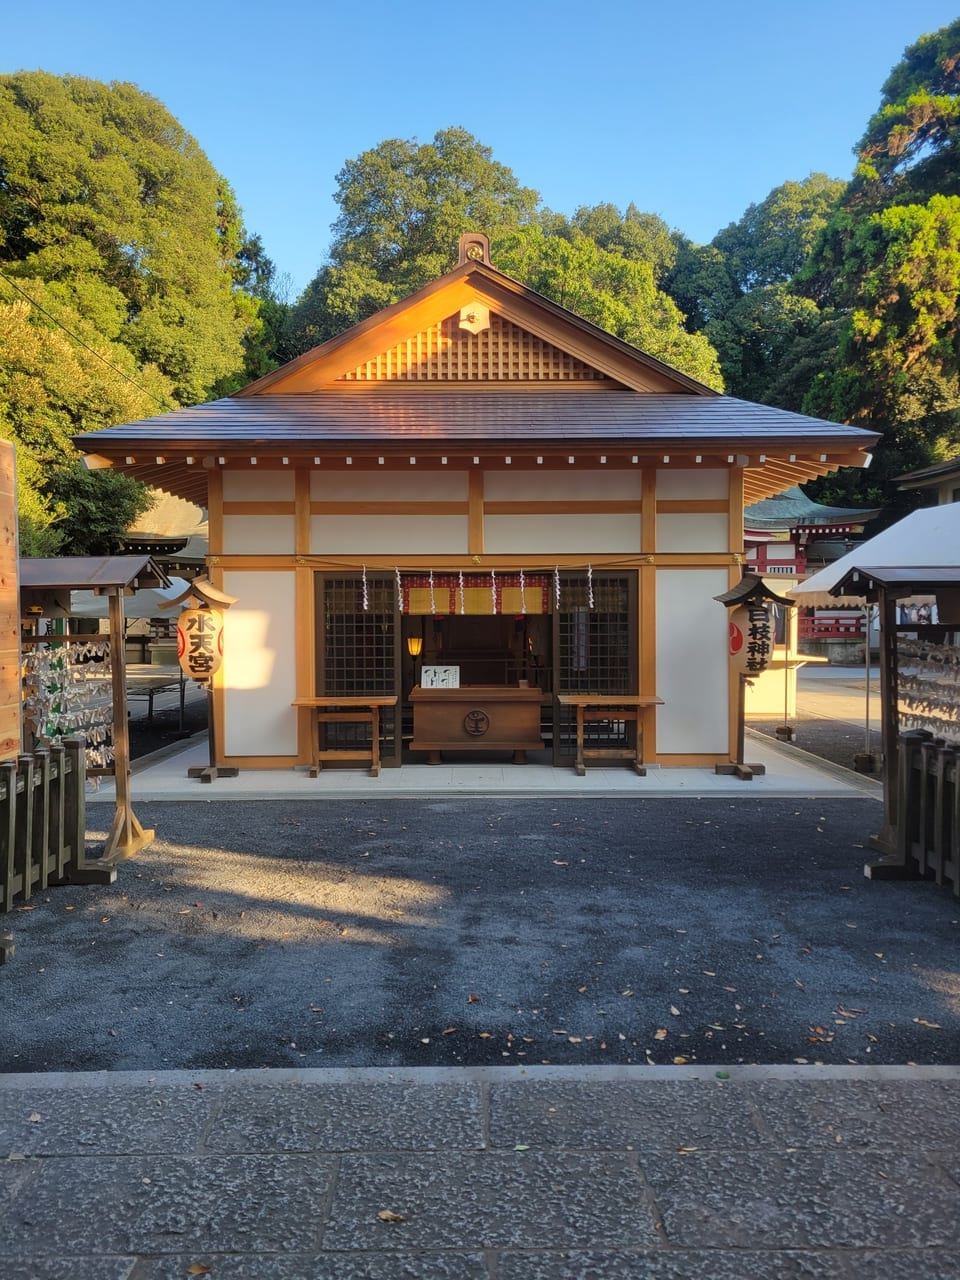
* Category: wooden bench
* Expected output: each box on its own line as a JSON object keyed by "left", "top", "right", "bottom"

{"left": 292, "top": 697, "right": 398, "bottom": 777}
{"left": 558, "top": 694, "right": 663, "bottom": 776}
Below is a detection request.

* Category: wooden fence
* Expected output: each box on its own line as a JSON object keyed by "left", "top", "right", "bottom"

{"left": 1, "top": 737, "right": 90, "bottom": 913}
{"left": 896, "top": 730, "right": 960, "bottom": 896}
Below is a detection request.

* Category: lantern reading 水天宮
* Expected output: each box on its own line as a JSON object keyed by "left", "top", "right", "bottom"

{"left": 177, "top": 608, "right": 224, "bottom": 681}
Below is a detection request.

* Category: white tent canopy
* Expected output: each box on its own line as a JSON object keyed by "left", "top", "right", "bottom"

{"left": 790, "top": 505, "right": 960, "bottom": 606}
{"left": 70, "top": 577, "right": 192, "bottom": 620}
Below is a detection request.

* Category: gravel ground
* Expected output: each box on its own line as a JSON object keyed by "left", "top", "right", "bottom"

{"left": 747, "top": 718, "right": 878, "bottom": 773}
{"left": 4, "top": 794, "right": 959, "bottom": 1074}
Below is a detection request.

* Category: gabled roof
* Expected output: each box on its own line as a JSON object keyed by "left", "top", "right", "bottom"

{"left": 19, "top": 555, "right": 171, "bottom": 592}
{"left": 792, "top": 504, "right": 960, "bottom": 604}
{"left": 238, "top": 257, "right": 715, "bottom": 397}
{"left": 73, "top": 245, "right": 879, "bottom": 506}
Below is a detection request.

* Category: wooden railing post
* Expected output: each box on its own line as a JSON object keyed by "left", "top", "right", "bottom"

{"left": 15, "top": 755, "right": 34, "bottom": 902}
{"left": 48, "top": 742, "right": 68, "bottom": 883}
{"left": 32, "top": 746, "right": 50, "bottom": 893}
{"left": 0, "top": 760, "right": 17, "bottom": 912}
{"left": 63, "top": 736, "right": 86, "bottom": 875}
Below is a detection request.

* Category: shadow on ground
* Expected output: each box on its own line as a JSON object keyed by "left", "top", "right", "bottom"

{"left": 2, "top": 796, "right": 958, "bottom": 1073}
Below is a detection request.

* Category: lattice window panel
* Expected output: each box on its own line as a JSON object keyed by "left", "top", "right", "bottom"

{"left": 317, "top": 576, "right": 398, "bottom": 760}
{"left": 554, "top": 574, "right": 635, "bottom": 759}
{"left": 339, "top": 313, "right": 610, "bottom": 382}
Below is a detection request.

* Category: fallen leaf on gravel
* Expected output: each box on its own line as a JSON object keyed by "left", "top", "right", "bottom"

{"left": 676, "top": 1144, "right": 697, "bottom": 1152}
{"left": 670, "top": 1006, "right": 681, "bottom": 1016}
{"left": 654, "top": 1029, "right": 668, "bottom": 1041}
{"left": 622, "top": 990, "right": 634, "bottom": 997}
{"left": 28, "top": 1113, "right": 41, "bottom": 1123}
{"left": 479, "top": 1032, "right": 493, "bottom": 1039}
{"left": 467, "top": 994, "right": 480, "bottom": 1003}
{"left": 187, "top": 1267, "right": 211, "bottom": 1276}
{"left": 553, "top": 860, "right": 569, "bottom": 866}
{"left": 568, "top": 1036, "right": 582, "bottom": 1044}
{"left": 377, "top": 1210, "right": 406, "bottom": 1223}
{"left": 443, "top": 1027, "right": 457, "bottom": 1035}
{"left": 913, "top": 1018, "right": 942, "bottom": 1029}
{"left": 673, "top": 1056, "right": 689, "bottom": 1065}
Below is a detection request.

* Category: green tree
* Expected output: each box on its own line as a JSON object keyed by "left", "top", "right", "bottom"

{"left": 850, "top": 17, "right": 960, "bottom": 208}
{"left": 711, "top": 174, "right": 846, "bottom": 291}
{"left": 0, "top": 71, "right": 259, "bottom": 405}
{"left": 492, "top": 226, "right": 723, "bottom": 388}
{"left": 285, "top": 128, "right": 539, "bottom": 355}
{"left": 705, "top": 286, "right": 825, "bottom": 404}
{"left": 563, "top": 203, "right": 678, "bottom": 284}
{"left": 0, "top": 278, "right": 167, "bottom": 553}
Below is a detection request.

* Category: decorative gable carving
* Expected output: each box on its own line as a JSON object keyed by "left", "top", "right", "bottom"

{"left": 338, "top": 311, "right": 612, "bottom": 383}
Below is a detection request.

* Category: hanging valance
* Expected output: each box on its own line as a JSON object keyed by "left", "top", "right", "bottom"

{"left": 401, "top": 573, "right": 550, "bottom": 615}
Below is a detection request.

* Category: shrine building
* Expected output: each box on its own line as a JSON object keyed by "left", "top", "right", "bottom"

{"left": 76, "top": 234, "right": 878, "bottom": 774}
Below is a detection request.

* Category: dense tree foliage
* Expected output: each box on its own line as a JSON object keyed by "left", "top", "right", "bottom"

{"left": 283, "top": 128, "right": 539, "bottom": 354}
{"left": 711, "top": 175, "right": 846, "bottom": 292}
{"left": 492, "top": 226, "right": 722, "bottom": 387}
{"left": 286, "top": 131, "right": 720, "bottom": 386}
{"left": 796, "top": 20, "right": 960, "bottom": 505}
{"left": 0, "top": 72, "right": 270, "bottom": 551}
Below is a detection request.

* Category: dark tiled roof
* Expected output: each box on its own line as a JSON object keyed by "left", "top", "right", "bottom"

{"left": 76, "top": 391, "right": 878, "bottom": 451}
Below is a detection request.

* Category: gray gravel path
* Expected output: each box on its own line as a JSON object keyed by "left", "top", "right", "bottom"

{"left": 3, "top": 795, "right": 958, "bottom": 1073}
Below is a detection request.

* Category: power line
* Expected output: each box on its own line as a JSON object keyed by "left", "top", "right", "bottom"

{"left": 0, "top": 266, "right": 171, "bottom": 410}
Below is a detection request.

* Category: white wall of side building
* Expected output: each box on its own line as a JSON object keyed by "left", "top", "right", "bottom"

{"left": 221, "top": 570, "right": 298, "bottom": 758}
{"left": 655, "top": 568, "right": 730, "bottom": 754}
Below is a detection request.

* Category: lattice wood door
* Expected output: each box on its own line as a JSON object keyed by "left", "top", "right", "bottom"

{"left": 315, "top": 575, "right": 401, "bottom": 767}
{"left": 552, "top": 573, "right": 638, "bottom": 766}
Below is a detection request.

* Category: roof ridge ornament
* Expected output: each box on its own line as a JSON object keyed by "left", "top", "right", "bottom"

{"left": 458, "top": 232, "right": 491, "bottom": 266}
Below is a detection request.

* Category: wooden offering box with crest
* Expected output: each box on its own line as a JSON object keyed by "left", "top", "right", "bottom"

{"left": 409, "top": 685, "right": 543, "bottom": 763}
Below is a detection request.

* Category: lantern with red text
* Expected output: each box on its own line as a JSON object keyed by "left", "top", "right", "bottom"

{"left": 177, "top": 608, "right": 224, "bottom": 682}
{"left": 728, "top": 604, "right": 773, "bottom": 676}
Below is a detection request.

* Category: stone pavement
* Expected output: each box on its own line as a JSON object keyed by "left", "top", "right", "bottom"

{"left": 1, "top": 1064, "right": 959, "bottom": 1278}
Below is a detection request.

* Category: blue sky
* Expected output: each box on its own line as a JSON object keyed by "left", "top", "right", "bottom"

{"left": 6, "top": 2, "right": 959, "bottom": 297}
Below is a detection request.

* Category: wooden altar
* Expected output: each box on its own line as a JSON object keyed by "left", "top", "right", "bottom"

{"left": 410, "top": 685, "right": 543, "bottom": 763}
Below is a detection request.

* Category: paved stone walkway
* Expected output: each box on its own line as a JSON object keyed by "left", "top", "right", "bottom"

{"left": 1, "top": 1065, "right": 959, "bottom": 1278}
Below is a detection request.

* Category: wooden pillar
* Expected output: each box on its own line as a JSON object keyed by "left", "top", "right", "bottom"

{"left": 0, "top": 440, "right": 20, "bottom": 761}
{"left": 100, "top": 589, "right": 154, "bottom": 860}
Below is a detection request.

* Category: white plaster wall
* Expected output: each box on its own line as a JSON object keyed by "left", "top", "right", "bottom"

{"left": 656, "top": 469, "right": 729, "bottom": 500}
{"left": 221, "top": 571, "right": 297, "bottom": 757}
{"left": 223, "top": 515, "right": 295, "bottom": 554}
{"left": 655, "top": 569, "right": 729, "bottom": 753}
{"left": 765, "top": 543, "right": 796, "bottom": 560}
{"left": 223, "top": 471, "right": 294, "bottom": 501}
{"left": 656, "top": 513, "right": 729, "bottom": 553}
{"left": 310, "top": 471, "right": 468, "bottom": 501}
{"left": 484, "top": 470, "right": 640, "bottom": 501}
{"left": 311, "top": 514, "right": 468, "bottom": 554}
{"left": 483, "top": 514, "right": 640, "bottom": 554}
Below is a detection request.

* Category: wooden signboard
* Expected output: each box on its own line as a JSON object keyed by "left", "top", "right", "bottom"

{"left": 0, "top": 441, "right": 19, "bottom": 761}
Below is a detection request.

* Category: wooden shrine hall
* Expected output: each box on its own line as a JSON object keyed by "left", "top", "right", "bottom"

{"left": 76, "top": 234, "right": 878, "bottom": 775}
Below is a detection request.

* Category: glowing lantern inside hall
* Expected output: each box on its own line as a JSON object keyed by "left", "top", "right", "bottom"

{"left": 177, "top": 607, "right": 224, "bottom": 681}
